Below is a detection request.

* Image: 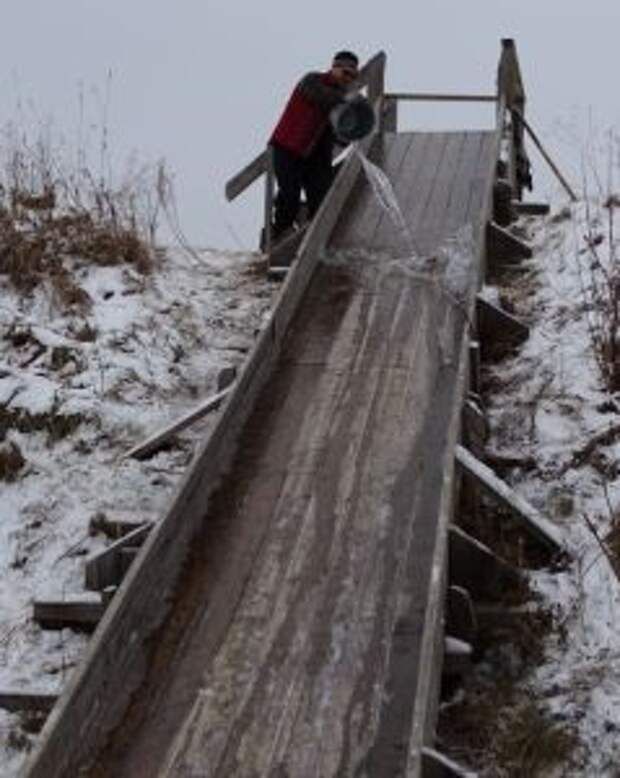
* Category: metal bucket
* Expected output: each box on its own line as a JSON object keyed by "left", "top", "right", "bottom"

{"left": 330, "top": 95, "right": 375, "bottom": 143}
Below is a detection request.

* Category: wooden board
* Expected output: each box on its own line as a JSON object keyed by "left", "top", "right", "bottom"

{"left": 85, "top": 133, "right": 497, "bottom": 776}
{"left": 0, "top": 691, "right": 57, "bottom": 714}
{"left": 33, "top": 601, "right": 104, "bottom": 632}
{"left": 455, "top": 444, "right": 565, "bottom": 553}
{"left": 332, "top": 131, "right": 498, "bottom": 260}
{"left": 84, "top": 524, "right": 151, "bottom": 591}
{"left": 26, "top": 130, "right": 498, "bottom": 778}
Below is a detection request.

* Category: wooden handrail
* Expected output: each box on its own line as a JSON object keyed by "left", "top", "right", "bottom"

{"left": 513, "top": 108, "right": 578, "bottom": 202}
{"left": 386, "top": 92, "right": 497, "bottom": 103}
{"left": 496, "top": 38, "right": 530, "bottom": 200}
{"left": 497, "top": 38, "right": 526, "bottom": 111}
{"left": 225, "top": 151, "right": 268, "bottom": 202}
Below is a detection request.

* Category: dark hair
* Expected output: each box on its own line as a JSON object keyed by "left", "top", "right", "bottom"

{"left": 332, "top": 50, "right": 359, "bottom": 68}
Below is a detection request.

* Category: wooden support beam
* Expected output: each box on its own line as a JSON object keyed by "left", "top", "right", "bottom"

{"left": 225, "top": 150, "right": 267, "bottom": 202}
{"left": 0, "top": 691, "right": 58, "bottom": 714}
{"left": 89, "top": 513, "right": 151, "bottom": 541}
{"left": 33, "top": 600, "right": 105, "bottom": 632}
{"left": 461, "top": 399, "right": 489, "bottom": 454}
{"left": 268, "top": 224, "right": 308, "bottom": 268}
{"left": 119, "top": 547, "right": 139, "bottom": 576}
{"left": 449, "top": 524, "right": 523, "bottom": 600}
{"left": 386, "top": 92, "right": 497, "bottom": 103}
{"left": 513, "top": 108, "right": 579, "bottom": 203}
{"left": 216, "top": 366, "right": 237, "bottom": 392}
{"left": 475, "top": 603, "right": 539, "bottom": 632}
{"left": 85, "top": 524, "right": 151, "bottom": 591}
{"left": 487, "top": 221, "right": 533, "bottom": 263}
{"left": 493, "top": 178, "right": 515, "bottom": 226}
{"left": 382, "top": 95, "right": 398, "bottom": 132}
{"left": 467, "top": 391, "right": 484, "bottom": 409}
{"left": 476, "top": 294, "right": 529, "bottom": 346}
{"left": 422, "top": 746, "right": 477, "bottom": 777}
{"left": 513, "top": 201, "right": 550, "bottom": 217}
{"left": 455, "top": 444, "right": 565, "bottom": 554}
{"left": 468, "top": 341, "right": 481, "bottom": 395}
{"left": 443, "top": 636, "right": 473, "bottom": 677}
{"left": 447, "top": 585, "right": 477, "bottom": 645}
{"left": 123, "top": 387, "right": 232, "bottom": 461}
{"left": 267, "top": 266, "right": 289, "bottom": 282}
{"left": 101, "top": 586, "right": 117, "bottom": 607}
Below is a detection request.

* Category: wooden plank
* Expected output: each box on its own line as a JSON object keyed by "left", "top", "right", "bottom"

{"left": 476, "top": 294, "right": 529, "bottom": 344}
{"left": 398, "top": 133, "right": 451, "bottom": 252}
{"left": 382, "top": 95, "right": 398, "bottom": 132}
{"left": 266, "top": 266, "right": 288, "bottom": 282}
{"left": 89, "top": 513, "right": 151, "bottom": 541}
{"left": 414, "top": 133, "right": 467, "bottom": 252}
{"left": 475, "top": 603, "right": 540, "bottom": 632}
{"left": 469, "top": 340, "right": 481, "bottom": 394}
{"left": 123, "top": 387, "right": 232, "bottom": 461}
{"left": 262, "top": 145, "right": 274, "bottom": 252}
{"left": 85, "top": 524, "right": 151, "bottom": 591}
{"left": 267, "top": 224, "right": 307, "bottom": 268}
{"left": 386, "top": 92, "right": 497, "bottom": 103}
{"left": 439, "top": 133, "right": 486, "bottom": 239}
{"left": 119, "top": 547, "right": 139, "bottom": 576}
{"left": 466, "top": 133, "right": 503, "bottom": 274}
{"left": 421, "top": 747, "right": 477, "bottom": 777}
{"left": 461, "top": 398, "right": 488, "bottom": 455}
{"left": 0, "top": 691, "right": 58, "bottom": 714}
{"left": 225, "top": 150, "right": 267, "bottom": 202}
{"left": 513, "top": 200, "right": 550, "bottom": 216}
{"left": 443, "top": 636, "right": 473, "bottom": 677}
{"left": 402, "top": 334, "right": 474, "bottom": 778}
{"left": 33, "top": 600, "right": 105, "bottom": 632}
{"left": 487, "top": 221, "right": 533, "bottom": 262}
{"left": 514, "top": 108, "right": 578, "bottom": 202}
{"left": 455, "top": 444, "right": 565, "bottom": 553}
{"left": 447, "top": 585, "right": 476, "bottom": 645}
{"left": 364, "top": 51, "right": 386, "bottom": 104}
{"left": 449, "top": 524, "right": 522, "bottom": 599}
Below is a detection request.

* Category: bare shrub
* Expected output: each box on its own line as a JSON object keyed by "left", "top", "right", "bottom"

{"left": 577, "top": 131, "right": 620, "bottom": 391}
{"left": 0, "top": 110, "right": 174, "bottom": 308}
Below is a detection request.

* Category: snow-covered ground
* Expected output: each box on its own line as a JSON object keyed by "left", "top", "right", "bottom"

{"left": 0, "top": 246, "right": 274, "bottom": 775}
{"left": 2, "top": 192, "right": 620, "bottom": 776}
{"left": 467, "top": 195, "right": 620, "bottom": 776}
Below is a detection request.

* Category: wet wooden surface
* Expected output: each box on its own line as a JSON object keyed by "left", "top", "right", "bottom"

{"left": 90, "top": 131, "right": 497, "bottom": 778}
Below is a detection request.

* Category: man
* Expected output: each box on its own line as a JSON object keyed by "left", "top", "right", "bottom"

{"left": 267, "top": 50, "right": 360, "bottom": 245}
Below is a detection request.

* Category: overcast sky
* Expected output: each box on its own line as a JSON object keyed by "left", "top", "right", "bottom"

{"left": 2, "top": 2, "right": 619, "bottom": 250}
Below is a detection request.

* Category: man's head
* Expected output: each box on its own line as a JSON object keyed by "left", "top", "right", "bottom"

{"left": 330, "top": 50, "right": 359, "bottom": 85}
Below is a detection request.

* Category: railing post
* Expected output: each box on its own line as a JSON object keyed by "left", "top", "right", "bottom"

{"left": 497, "top": 38, "right": 531, "bottom": 201}
{"left": 365, "top": 51, "right": 386, "bottom": 107}
{"left": 382, "top": 95, "right": 398, "bottom": 132}
{"left": 263, "top": 145, "right": 274, "bottom": 253}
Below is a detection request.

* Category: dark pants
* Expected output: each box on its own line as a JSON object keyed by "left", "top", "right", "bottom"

{"left": 271, "top": 137, "right": 334, "bottom": 238}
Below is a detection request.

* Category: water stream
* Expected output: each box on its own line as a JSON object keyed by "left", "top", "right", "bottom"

{"left": 353, "top": 145, "right": 421, "bottom": 256}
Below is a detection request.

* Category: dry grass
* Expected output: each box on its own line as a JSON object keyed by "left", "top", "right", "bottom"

{"left": 441, "top": 686, "right": 577, "bottom": 777}
{"left": 0, "top": 115, "right": 173, "bottom": 309}
{"left": 439, "top": 596, "right": 576, "bottom": 776}
{"left": 577, "top": 134, "right": 620, "bottom": 392}
{"left": 0, "top": 403, "right": 84, "bottom": 447}
{"left": 0, "top": 440, "right": 26, "bottom": 481}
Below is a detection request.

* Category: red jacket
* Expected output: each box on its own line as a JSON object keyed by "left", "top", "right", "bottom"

{"left": 270, "top": 71, "right": 345, "bottom": 158}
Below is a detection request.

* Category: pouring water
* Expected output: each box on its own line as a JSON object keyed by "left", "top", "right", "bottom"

{"left": 353, "top": 146, "right": 420, "bottom": 256}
